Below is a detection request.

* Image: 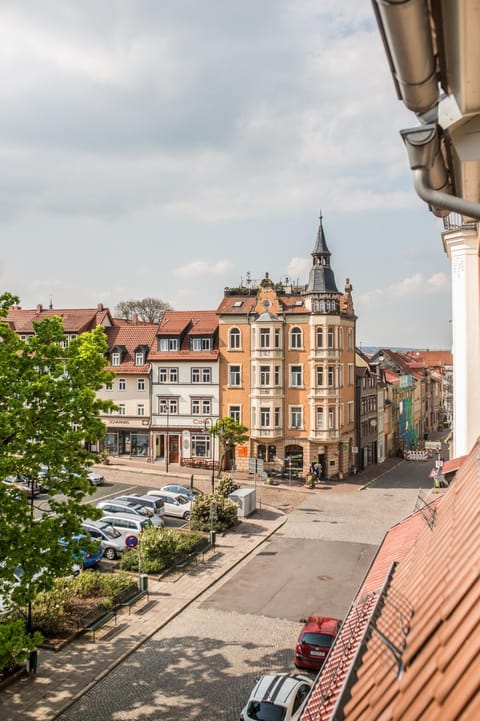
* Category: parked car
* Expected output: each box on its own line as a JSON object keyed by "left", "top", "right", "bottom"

{"left": 59, "top": 534, "right": 104, "bottom": 570}
{"left": 87, "top": 471, "right": 105, "bottom": 486}
{"left": 95, "top": 499, "right": 164, "bottom": 527}
{"left": 99, "top": 513, "right": 152, "bottom": 542}
{"left": 3, "top": 475, "right": 48, "bottom": 496}
{"left": 146, "top": 490, "right": 192, "bottom": 520}
{"left": 239, "top": 673, "right": 313, "bottom": 721}
{"left": 81, "top": 520, "right": 128, "bottom": 560}
{"left": 294, "top": 615, "right": 342, "bottom": 670}
{"left": 160, "top": 484, "right": 202, "bottom": 501}
{"left": 115, "top": 494, "right": 166, "bottom": 520}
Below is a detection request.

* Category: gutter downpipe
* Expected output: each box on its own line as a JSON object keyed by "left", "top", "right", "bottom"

{"left": 413, "top": 168, "right": 480, "bottom": 221}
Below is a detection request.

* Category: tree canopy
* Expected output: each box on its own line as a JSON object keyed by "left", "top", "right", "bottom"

{"left": 114, "top": 297, "right": 172, "bottom": 324}
{"left": 210, "top": 417, "right": 249, "bottom": 473}
{"left": 0, "top": 292, "right": 115, "bottom": 617}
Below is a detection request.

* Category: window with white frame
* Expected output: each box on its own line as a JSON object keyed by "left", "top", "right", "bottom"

{"left": 260, "top": 407, "right": 270, "bottom": 427}
{"left": 260, "top": 328, "right": 270, "bottom": 349}
{"left": 118, "top": 378, "right": 126, "bottom": 391}
{"left": 137, "top": 404, "right": 145, "bottom": 416}
{"left": 191, "top": 367, "right": 212, "bottom": 383}
{"left": 260, "top": 366, "right": 270, "bottom": 386}
{"left": 290, "top": 327, "right": 302, "bottom": 349}
{"left": 111, "top": 352, "right": 120, "bottom": 366}
{"left": 316, "top": 366, "right": 324, "bottom": 386}
{"left": 290, "top": 407, "right": 303, "bottom": 429}
{"left": 118, "top": 403, "right": 126, "bottom": 415}
{"left": 274, "top": 328, "right": 281, "bottom": 348}
{"left": 191, "top": 337, "right": 212, "bottom": 351}
{"left": 316, "top": 327, "right": 323, "bottom": 348}
{"left": 328, "top": 407, "right": 335, "bottom": 429}
{"left": 290, "top": 365, "right": 303, "bottom": 387}
{"left": 229, "top": 328, "right": 241, "bottom": 349}
{"left": 328, "top": 327, "right": 335, "bottom": 349}
{"left": 105, "top": 382, "right": 113, "bottom": 391}
{"left": 229, "top": 405, "right": 241, "bottom": 423}
{"left": 316, "top": 407, "right": 324, "bottom": 429}
{"left": 328, "top": 366, "right": 335, "bottom": 387}
{"left": 159, "top": 367, "right": 178, "bottom": 383}
{"left": 135, "top": 351, "right": 145, "bottom": 366}
{"left": 191, "top": 398, "right": 212, "bottom": 415}
{"left": 191, "top": 434, "right": 210, "bottom": 458}
{"left": 229, "top": 365, "right": 241, "bottom": 386}
{"left": 137, "top": 378, "right": 145, "bottom": 392}
{"left": 274, "top": 366, "right": 280, "bottom": 385}
{"left": 274, "top": 407, "right": 280, "bottom": 426}
{"left": 158, "top": 338, "right": 178, "bottom": 351}
{"left": 158, "top": 398, "right": 178, "bottom": 414}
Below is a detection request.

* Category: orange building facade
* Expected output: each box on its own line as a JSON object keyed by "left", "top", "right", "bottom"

{"left": 217, "top": 218, "right": 356, "bottom": 480}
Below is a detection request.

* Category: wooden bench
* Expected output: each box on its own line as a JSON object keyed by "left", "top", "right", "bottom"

{"left": 114, "top": 584, "right": 149, "bottom": 614}
{"left": 193, "top": 538, "right": 214, "bottom": 562}
{"left": 78, "top": 604, "right": 116, "bottom": 641}
{"left": 172, "top": 549, "right": 198, "bottom": 571}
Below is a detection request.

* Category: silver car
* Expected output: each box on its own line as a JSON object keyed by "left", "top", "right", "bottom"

{"left": 96, "top": 499, "right": 164, "bottom": 527}
{"left": 81, "top": 520, "right": 128, "bottom": 560}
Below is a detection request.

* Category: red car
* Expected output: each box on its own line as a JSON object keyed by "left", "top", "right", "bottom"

{"left": 294, "top": 616, "right": 342, "bottom": 670}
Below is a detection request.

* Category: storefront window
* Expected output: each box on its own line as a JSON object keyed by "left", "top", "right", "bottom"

{"left": 192, "top": 434, "right": 210, "bottom": 458}
{"left": 131, "top": 433, "right": 149, "bottom": 457}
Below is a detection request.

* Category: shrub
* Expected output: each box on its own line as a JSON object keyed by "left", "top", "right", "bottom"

{"left": 190, "top": 492, "right": 239, "bottom": 533}
{"left": 0, "top": 619, "right": 42, "bottom": 674}
{"left": 32, "top": 581, "right": 74, "bottom": 636}
{"left": 216, "top": 476, "right": 240, "bottom": 498}
{"left": 69, "top": 570, "right": 133, "bottom": 599}
{"left": 119, "top": 527, "right": 204, "bottom": 574}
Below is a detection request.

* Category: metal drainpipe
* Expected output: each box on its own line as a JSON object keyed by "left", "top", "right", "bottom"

{"left": 413, "top": 168, "right": 480, "bottom": 220}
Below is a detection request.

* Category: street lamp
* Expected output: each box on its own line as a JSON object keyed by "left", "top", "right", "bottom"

{"left": 165, "top": 401, "right": 169, "bottom": 475}
{"left": 204, "top": 418, "right": 215, "bottom": 494}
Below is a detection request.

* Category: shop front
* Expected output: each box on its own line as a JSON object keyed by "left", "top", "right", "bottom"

{"left": 103, "top": 418, "right": 150, "bottom": 459}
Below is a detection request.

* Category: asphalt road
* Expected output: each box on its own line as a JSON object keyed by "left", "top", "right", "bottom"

{"left": 57, "top": 458, "right": 432, "bottom": 721}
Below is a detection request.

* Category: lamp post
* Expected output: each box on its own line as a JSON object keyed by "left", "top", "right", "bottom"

{"left": 204, "top": 418, "right": 215, "bottom": 494}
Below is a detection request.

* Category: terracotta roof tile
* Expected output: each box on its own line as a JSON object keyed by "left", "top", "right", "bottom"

{"left": 442, "top": 455, "right": 468, "bottom": 475}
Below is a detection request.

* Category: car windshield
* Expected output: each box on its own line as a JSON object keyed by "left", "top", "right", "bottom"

{"left": 246, "top": 701, "right": 286, "bottom": 721}
{"left": 175, "top": 495, "right": 189, "bottom": 505}
{"left": 301, "top": 632, "right": 334, "bottom": 647}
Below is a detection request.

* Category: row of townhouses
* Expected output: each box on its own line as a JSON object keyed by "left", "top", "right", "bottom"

{"left": 5, "top": 218, "right": 451, "bottom": 479}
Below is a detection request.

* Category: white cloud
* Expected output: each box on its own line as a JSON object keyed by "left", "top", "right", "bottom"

{"left": 388, "top": 272, "right": 449, "bottom": 298}
{"left": 356, "top": 288, "right": 384, "bottom": 305}
{"left": 287, "top": 257, "right": 310, "bottom": 280}
{"left": 174, "top": 259, "right": 233, "bottom": 279}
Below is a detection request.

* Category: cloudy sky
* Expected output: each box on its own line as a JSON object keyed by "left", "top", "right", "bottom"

{"left": 0, "top": 1, "right": 451, "bottom": 348}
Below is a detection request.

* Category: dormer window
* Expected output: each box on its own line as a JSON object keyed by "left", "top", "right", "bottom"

{"left": 191, "top": 337, "right": 212, "bottom": 351}
{"left": 135, "top": 351, "right": 145, "bottom": 366}
{"left": 158, "top": 338, "right": 178, "bottom": 351}
{"left": 111, "top": 352, "right": 120, "bottom": 366}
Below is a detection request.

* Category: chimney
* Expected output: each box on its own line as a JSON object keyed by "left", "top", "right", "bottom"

{"left": 132, "top": 313, "right": 138, "bottom": 325}
{"left": 97, "top": 303, "right": 104, "bottom": 311}
{"left": 36, "top": 304, "right": 43, "bottom": 313}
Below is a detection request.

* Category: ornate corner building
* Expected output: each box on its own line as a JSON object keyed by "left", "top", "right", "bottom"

{"left": 217, "top": 216, "right": 356, "bottom": 480}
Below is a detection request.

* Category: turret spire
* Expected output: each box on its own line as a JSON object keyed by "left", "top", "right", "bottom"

{"left": 305, "top": 213, "right": 339, "bottom": 294}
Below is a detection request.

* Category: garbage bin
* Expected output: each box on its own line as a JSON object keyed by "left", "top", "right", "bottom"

{"left": 139, "top": 573, "right": 148, "bottom": 592}
{"left": 209, "top": 529, "right": 216, "bottom": 547}
{"left": 27, "top": 649, "right": 38, "bottom": 674}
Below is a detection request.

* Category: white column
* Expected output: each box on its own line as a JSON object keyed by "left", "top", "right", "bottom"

{"left": 443, "top": 226, "right": 480, "bottom": 456}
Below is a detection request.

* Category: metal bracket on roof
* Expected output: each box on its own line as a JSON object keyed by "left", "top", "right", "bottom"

{"left": 414, "top": 492, "right": 437, "bottom": 530}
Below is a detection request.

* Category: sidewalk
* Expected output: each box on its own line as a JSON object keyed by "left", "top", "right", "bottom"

{"left": 0, "top": 506, "right": 287, "bottom": 721}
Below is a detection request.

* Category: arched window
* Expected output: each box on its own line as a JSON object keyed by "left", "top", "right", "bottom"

{"left": 290, "top": 326, "right": 302, "bottom": 349}
{"left": 229, "top": 327, "right": 241, "bottom": 350}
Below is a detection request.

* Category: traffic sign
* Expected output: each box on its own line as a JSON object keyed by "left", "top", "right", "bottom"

{"left": 125, "top": 535, "right": 139, "bottom": 548}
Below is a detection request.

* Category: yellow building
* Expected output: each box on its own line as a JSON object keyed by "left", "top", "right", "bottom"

{"left": 217, "top": 217, "right": 356, "bottom": 480}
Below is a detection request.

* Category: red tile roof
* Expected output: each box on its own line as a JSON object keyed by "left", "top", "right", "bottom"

{"left": 105, "top": 321, "right": 159, "bottom": 373}
{"left": 148, "top": 310, "right": 219, "bottom": 361}
{"left": 341, "top": 439, "right": 480, "bottom": 720}
{"left": 442, "top": 455, "right": 468, "bottom": 475}
{"left": 5, "top": 304, "right": 112, "bottom": 333}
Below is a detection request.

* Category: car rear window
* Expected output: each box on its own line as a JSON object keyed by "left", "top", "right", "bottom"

{"left": 246, "top": 701, "right": 286, "bottom": 721}
{"left": 176, "top": 495, "right": 189, "bottom": 505}
{"left": 301, "top": 632, "right": 334, "bottom": 647}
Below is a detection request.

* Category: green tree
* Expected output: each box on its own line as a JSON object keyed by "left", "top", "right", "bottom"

{"left": 209, "top": 418, "right": 249, "bottom": 474}
{"left": 114, "top": 297, "right": 172, "bottom": 323}
{"left": 0, "top": 292, "right": 115, "bottom": 631}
